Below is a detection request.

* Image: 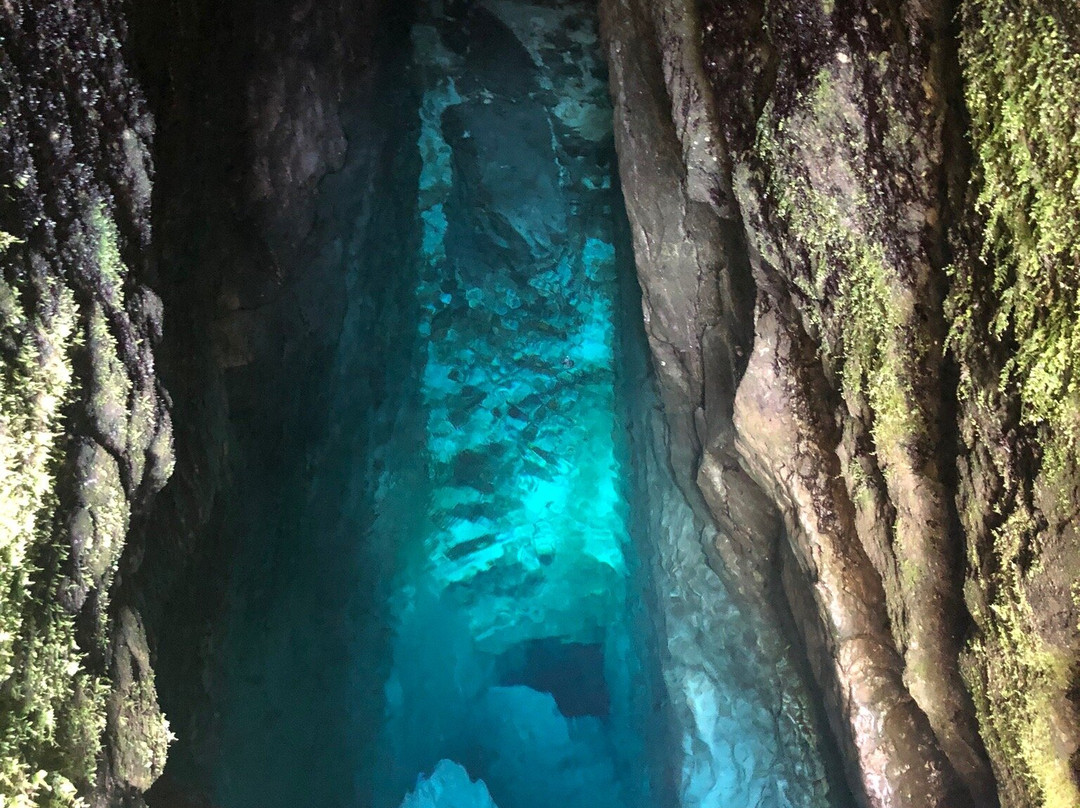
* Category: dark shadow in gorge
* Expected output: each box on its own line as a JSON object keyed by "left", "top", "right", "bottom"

{"left": 129, "top": 2, "right": 859, "bottom": 807}
{"left": 128, "top": 0, "right": 423, "bottom": 804}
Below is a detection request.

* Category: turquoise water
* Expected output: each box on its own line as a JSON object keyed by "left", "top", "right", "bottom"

{"left": 164, "top": 3, "right": 854, "bottom": 808}
{"left": 374, "top": 4, "right": 654, "bottom": 807}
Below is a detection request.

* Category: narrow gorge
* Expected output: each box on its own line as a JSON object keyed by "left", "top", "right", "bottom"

{"left": 0, "top": 2, "right": 1077, "bottom": 808}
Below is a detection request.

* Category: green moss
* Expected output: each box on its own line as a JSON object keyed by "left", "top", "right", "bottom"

{"left": 755, "top": 70, "right": 923, "bottom": 460}
{"left": 88, "top": 204, "right": 126, "bottom": 305}
{"left": 899, "top": 556, "right": 924, "bottom": 592}
{"left": 77, "top": 444, "right": 129, "bottom": 585}
{"left": 964, "top": 512, "right": 1077, "bottom": 808}
{"left": 0, "top": 275, "right": 100, "bottom": 808}
{"left": 0, "top": 230, "right": 23, "bottom": 253}
{"left": 111, "top": 675, "right": 172, "bottom": 791}
{"left": 0, "top": 204, "right": 136, "bottom": 806}
{"left": 845, "top": 456, "right": 874, "bottom": 509}
{"left": 85, "top": 207, "right": 133, "bottom": 452}
{"left": 947, "top": 3, "right": 1080, "bottom": 804}
{"left": 108, "top": 610, "right": 172, "bottom": 792}
{"left": 86, "top": 303, "right": 131, "bottom": 450}
{"left": 956, "top": 0, "right": 1080, "bottom": 478}
{"left": 124, "top": 390, "right": 155, "bottom": 485}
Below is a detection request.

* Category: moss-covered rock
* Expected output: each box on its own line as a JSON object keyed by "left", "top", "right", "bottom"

{"left": 107, "top": 609, "right": 173, "bottom": 794}
{"left": 0, "top": 260, "right": 92, "bottom": 807}
{"left": 0, "top": 1, "right": 174, "bottom": 805}
{"left": 948, "top": 1, "right": 1080, "bottom": 805}
{"left": 604, "top": 0, "right": 1079, "bottom": 806}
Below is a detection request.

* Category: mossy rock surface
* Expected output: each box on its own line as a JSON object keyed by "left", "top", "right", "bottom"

{"left": 610, "top": 0, "right": 1080, "bottom": 805}
{"left": 949, "top": 1, "right": 1080, "bottom": 805}
{"left": 0, "top": 2, "right": 173, "bottom": 805}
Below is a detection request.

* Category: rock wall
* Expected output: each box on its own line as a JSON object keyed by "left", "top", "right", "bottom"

{"left": 1, "top": 0, "right": 405, "bottom": 805}
{"left": 122, "top": 0, "right": 416, "bottom": 803}
{"left": 123, "top": 0, "right": 387, "bottom": 604}
{"left": 599, "top": 1, "right": 1080, "bottom": 807}
{"left": 0, "top": 2, "right": 174, "bottom": 804}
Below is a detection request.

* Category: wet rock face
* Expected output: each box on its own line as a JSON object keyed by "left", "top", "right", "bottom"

{"left": 122, "top": 0, "right": 412, "bottom": 802}
{"left": 705, "top": 1, "right": 993, "bottom": 803}
{"left": 598, "top": 0, "right": 776, "bottom": 614}
{"left": 601, "top": 0, "right": 1079, "bottom": 807}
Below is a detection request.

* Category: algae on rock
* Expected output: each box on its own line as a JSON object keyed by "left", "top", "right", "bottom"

{"left": 0, "top": 264, "right": 99, "bottom": 807}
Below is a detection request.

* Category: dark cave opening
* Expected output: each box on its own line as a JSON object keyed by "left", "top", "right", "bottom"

{"left": 497, "top": 640, "right": 611, "bottom": 719}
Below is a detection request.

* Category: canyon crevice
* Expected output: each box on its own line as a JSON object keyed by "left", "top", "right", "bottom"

{"left": 1, "top": 1, "right": 1078, "bottom": 808}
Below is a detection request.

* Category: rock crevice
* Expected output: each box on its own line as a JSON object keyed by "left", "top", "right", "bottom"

{"left": 602, "top": 1, "right": 1079, "bottom": 807}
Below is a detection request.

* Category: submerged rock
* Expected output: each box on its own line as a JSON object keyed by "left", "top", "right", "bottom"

{"left": 399, "top": 760, "right": 500, "bottom": 808}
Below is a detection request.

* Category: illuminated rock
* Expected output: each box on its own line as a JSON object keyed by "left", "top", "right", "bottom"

{"left": 399, "top": 760, "right": 499, "bottom": 808}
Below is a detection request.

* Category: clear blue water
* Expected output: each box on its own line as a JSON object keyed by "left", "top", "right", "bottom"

{"left": 167, "top": 3, "right": 853, "bottom": 808}
{"left": 373, "top": 5, "right": 652, "bottom": 807}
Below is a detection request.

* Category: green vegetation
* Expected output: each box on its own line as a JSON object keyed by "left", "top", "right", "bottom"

{"left": 110, "top": 642, "right": 173, "bottom": 793}
{"left": 899, "top": 556, "right": 924, "bottom": 593}
{"left": 755, "top": 69, "right": 923, "bottom": 463}
{"left": 948, "top": 1, "right": 1080, "bottom": 804}
{"left": 86, "top": 303, "right": 132, "bottom": 452}
{"left": 0, "top": 205, "right": 138, "bottom": 806}
{"left": 963, "top": 510, "right": 1076, "bottom": 808}
{"left": 0, "top": 270, "right": 103, "bottom": 807}
{"left": 0, "top": 232, "right": 22, "bottom": 253}
{"left": 956, "top": 0, "right": 1080, "bottom": 477}
{"left": 89, "top": 203, "right": 126, "bottom": 306}
{"left": 844, "top": 455, "right": 874, "bottom": 509}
